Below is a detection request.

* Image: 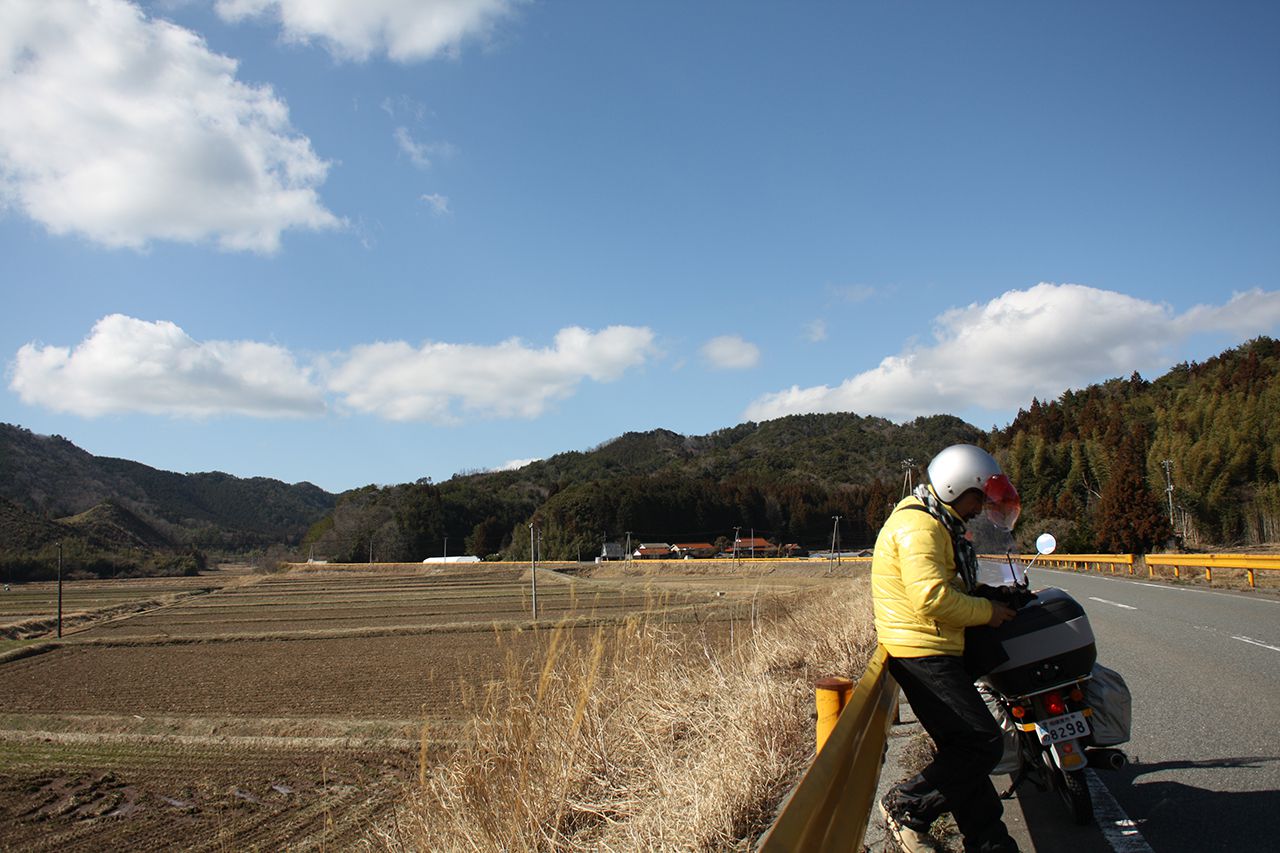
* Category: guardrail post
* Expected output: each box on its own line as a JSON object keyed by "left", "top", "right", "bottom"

{"left": 1248, "top": 568, "right": 1256, "bottom": 588}
{"left": 815, "top": 677, "right": 855, "bottom": 754}
{"left": 1205, "top": 566, "right": 1212, "bottom": 583}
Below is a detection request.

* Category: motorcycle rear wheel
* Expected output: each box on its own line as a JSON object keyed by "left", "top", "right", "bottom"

{"left": 1056, "top": 767, "right": 1093, "bottom": 825}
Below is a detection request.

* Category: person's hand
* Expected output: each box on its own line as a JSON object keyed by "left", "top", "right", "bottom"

{"left": 986, "top": 601, "right": 1017, "bottom": 627}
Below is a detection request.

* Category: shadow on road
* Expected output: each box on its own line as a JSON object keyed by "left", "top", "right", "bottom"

{"left": 1105, "top": 756, "right": 1280, "bottom": 853}
{"left": 1010, "top": 756, "right": 1280, "bottom": 853}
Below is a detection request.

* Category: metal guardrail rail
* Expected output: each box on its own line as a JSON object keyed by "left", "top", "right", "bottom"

{"left": 989, "top": 553, "right": 1134, "bottom": 572}
{"left": 1145, "top": 553, "right": 1280, "bottom": 586}
{"left": 989, "top": 551, "right": 1280, "bottom": 588}
{"left": 758, "top": 646, "right": 898, "bottom": 852}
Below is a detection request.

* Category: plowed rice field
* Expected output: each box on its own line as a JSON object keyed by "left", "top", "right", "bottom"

{"left": 0, "top": 561, "right": 803, "bottom": 850}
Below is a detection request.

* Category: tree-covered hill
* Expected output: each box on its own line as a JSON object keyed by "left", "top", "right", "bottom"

{"left": 308, "top": 414, "right": 986, "bottom": 562}
{"left": 0, "top": 423, "right": 336, "bottom": 549}
{"left": 990, "top": 336, "right": 1280, "bottom": 550}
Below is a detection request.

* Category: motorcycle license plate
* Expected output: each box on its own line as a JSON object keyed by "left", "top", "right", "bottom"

{"left": 1035, "top": 711, "right": 1090, "bottom": 745}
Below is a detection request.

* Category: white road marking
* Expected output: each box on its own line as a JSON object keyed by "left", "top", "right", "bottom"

{"left": 1089, "top": 597, "right": 1137, "bottom": 610}
{"left": 1232, "top": 635, "right": 1280, "bottom": 653}
{"left": 1087, "top": 770, "right": 1155, "bottom": 853}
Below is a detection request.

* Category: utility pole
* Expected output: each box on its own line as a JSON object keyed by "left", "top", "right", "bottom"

{"left": 529, "top": 522, "right": 538, "bottom": 619}
{"left": 750, "top": 527, "right": 755, "bottom": 560}
{"left": 901, "top": 458, "right": 915, "bottom": 499}
{"left": 830, "top": 516, "right": 841, "bottom": 566}
{"left": 625, "top": 531, "right": 632, "bottom": 563}
{"left": 368, "top": 533, "right": 374, "bottom": 564}
{"left": 443, "top": 536, "right": 448, "bottom": 559}
{"left": 1161, "top": 460, "right": 1175, "bottom": 526}
{"left": 56, "top": 541, "right": 63, "bottom": 639}
{"left": 733, "top": 526, "right": 742, "bottom": 565}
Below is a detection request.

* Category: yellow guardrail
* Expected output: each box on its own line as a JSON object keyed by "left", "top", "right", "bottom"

{"left": 989, "top": 553, "right": 1135, "bottom": 574}
{"left": 758, "top": 646, "right": 897, "bottom": 852}
{"left": 1144, "top": 553, "right": 1280, "bottom": 587}
{"left": 989, "top": 552, "right": 1280, "bottom": 588}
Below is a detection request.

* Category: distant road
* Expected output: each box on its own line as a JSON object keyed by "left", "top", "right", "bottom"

{"left": 976, "top": 562, "right": 1280, "bottom": 851}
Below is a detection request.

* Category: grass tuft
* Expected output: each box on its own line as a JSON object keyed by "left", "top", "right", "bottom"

{"left": 378, "top": 578, "right": 875, "bottom": 851}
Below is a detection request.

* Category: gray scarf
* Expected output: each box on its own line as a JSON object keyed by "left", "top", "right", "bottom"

{"left": 912, "top": 484, "right": 979, "bottom": 592}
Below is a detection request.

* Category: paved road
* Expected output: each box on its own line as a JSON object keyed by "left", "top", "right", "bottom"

{"left": 977, "top": 562, "right": 1280, "bottom": 852}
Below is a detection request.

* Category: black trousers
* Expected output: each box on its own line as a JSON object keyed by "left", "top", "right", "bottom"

{"left": 885, "top": 654, "right": 1017, "bottom": 853}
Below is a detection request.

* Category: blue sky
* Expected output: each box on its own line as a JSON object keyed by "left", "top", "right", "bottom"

{"left": 2, "top": 0, "right": 1277, "bottom": 493}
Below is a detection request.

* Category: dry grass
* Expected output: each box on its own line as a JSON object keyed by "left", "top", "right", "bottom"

{"left": 378, "top": 577, "right": 876, "bottom": 852}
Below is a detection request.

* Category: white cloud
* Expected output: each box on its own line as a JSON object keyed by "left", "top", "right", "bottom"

{"left": 1172, "top": 289, "right": 1280, "bottom": 336}
{"left": 0, "top": 0, "right": 340, "bottom": 252}
{"left": 395, "top": 127, "right": 453, "bottom": 170}
{"left": 9, "top": 318, "right": 655, "bottom": 423}
{"left": 745, "top": 284, "right": 1280, "bottom": 423}
{"left": 420, "top": 193, "right": 451, "bottom": 215}
{"left": 805, "top": 319, "right": 828, "bottom": 343}
{"left": 494, "top": 457, "right": 541, "bottom": 471}
{"left": 8, "top": 315, "right": 325, "bottom": 418}
{"left": 326, "top": 326, "right": 656, "bottom": 423}
{"left": 216, "top": 0, "right": 521, "bottom": 63}
{"left": 701, "top": 335, "right": 760, "bottom": 370}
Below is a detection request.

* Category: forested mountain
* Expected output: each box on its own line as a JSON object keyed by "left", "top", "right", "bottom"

{"left": 4, "top": 338, "right": 1277, "bottom": 572}
{"left": 306, "top": 414, "right": 984, "bottom": 563}
{"left": 990, "top": 336, "right": 1280, "bottom": 551}
{"left": 0, "top": 423, "right": 336, "bottom": 553}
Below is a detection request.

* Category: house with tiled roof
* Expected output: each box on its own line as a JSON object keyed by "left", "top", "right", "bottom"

{"left": 671, "top": 542, "right": 717, "bottom": 559}
{"left": 734, "top": 536, "right": 778, "bottom": 557}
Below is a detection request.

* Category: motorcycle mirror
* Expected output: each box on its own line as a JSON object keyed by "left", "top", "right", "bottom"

{"left": 1036, "top": 533, "right": 1057, "bottom": 555}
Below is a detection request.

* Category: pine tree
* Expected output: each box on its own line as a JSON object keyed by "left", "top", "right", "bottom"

{"left": 1095, "top": 430, "right": 1172, "bottom": 553}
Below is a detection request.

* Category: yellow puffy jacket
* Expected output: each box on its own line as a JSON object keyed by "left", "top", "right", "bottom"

{"left": 871, "top": 492, "right": 994, "bottom": 657}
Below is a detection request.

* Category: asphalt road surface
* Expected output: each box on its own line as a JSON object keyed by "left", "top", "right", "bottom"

{"left": 976, "top": 561, "right": 1280, "bottom": 852}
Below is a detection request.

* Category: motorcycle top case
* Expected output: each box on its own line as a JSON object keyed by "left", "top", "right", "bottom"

{"left": 983, "top": 587, "right": 1097, "bottom": 697}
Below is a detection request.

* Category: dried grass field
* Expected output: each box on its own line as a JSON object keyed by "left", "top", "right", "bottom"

{"left": 0, "top": 560, "right": 874, "bottom": 851}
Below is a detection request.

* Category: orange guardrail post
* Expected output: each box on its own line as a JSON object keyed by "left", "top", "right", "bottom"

{"left": 815, "top": 677, "right": 854, "bottom": 754}
{"left": 759, "top": 646, "right": 897, "bottom": 853}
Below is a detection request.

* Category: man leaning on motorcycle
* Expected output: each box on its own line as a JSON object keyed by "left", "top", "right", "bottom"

{"left": 872, "top": 444, "right": 1023, "bottom": 853}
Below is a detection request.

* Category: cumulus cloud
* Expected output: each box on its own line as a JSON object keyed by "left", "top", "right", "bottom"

{"left": 216, "top": 0, "right": 520, "bottom": 63}
{"left": 745, "top": 284, "right": 1280, "bottom": 423}
{"left": 805, "top": 319, "right": 828, "bottom": 343}
{"left": 9, "top": 318, "right": 655, "bottom": 423}
{"left": 701, "top": 335, "right": 760, "bottom": 370}
{"left": 0, "top": 0, "right": 340, "bottom": 252}
{"left": 1172, "top": 289, "right": 1280, "bottom": 336}
{"left": 9, "top": 315, "right": 325, "bottom": 418}
{"left": 325, "top": 326, "right": 656, "bottom": 423}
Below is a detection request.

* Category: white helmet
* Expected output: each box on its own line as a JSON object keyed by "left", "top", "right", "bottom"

{"left": 927, "top": 444, "right": 1021, "bottom": 530}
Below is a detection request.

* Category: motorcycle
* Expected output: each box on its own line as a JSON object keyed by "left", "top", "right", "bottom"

{"left": 972, "top": 534, "right": 1131, "bottom": 826}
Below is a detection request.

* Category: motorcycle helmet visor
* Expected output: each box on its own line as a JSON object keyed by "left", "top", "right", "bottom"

{"left": 982, "top": 474, "right": 1021, "bottom": 531}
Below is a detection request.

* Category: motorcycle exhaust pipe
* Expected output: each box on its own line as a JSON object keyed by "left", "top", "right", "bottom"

{"left": 1086, "top": 747, "right": 1127, "bottom": 771}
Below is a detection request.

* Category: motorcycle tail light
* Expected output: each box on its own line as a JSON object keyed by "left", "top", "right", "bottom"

{"left": 1069, "top": 686, "right": 1085, "bottom": 702}
{"left": 1010, "top": 704, "right": 1026, "bottom": 719}
{"left": 1044, "top": 691, "right": 1066, "bottom": 716}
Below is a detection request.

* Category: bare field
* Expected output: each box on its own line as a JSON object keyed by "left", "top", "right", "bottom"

{"left": 0, "top": 736, "right": 418, "bottom": 852}
{"left": 0, "top": 561, "right": 814, "bottom": 850}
